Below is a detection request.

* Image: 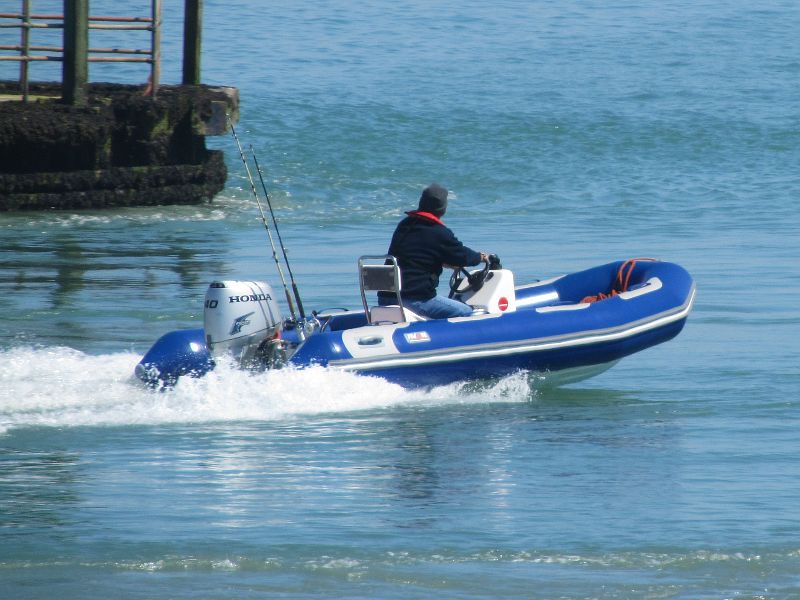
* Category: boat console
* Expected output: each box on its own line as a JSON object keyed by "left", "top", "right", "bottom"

{"left": 453, "top": 267, "right": 517, "bottom": 315}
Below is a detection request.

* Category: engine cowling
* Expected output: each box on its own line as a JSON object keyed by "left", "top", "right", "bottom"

{"left": 203, "top": 281, "right": 282, "bottom": 366}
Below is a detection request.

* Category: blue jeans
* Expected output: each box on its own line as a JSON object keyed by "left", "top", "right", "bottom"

{"left": 380, "top": 294, "right": 473, "bottom": 319}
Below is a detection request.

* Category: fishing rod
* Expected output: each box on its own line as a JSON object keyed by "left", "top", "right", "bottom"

{"left": 227, "top": 115, "right": 301, "bottom": 331}
{"left": 249, "top": 146, "right": 307, "bottom": 322}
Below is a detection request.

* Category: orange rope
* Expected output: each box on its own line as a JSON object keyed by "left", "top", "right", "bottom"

{"left": 581, "top": 258, "right": 656, "bottom": 303}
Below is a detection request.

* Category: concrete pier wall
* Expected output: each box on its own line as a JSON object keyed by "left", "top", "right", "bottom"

{"left": 0, "top": 82, "right": 238, "bottom": 210}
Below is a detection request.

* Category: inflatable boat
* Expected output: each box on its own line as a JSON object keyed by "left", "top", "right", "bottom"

{"left": 135, "top": 256, "right": 695, "bottom": 389}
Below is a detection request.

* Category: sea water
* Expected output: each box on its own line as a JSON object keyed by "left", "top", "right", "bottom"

{"left": 1, "top": 1, "right": 799, "bottom": 598}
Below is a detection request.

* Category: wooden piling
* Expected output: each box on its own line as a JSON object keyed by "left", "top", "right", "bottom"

{"left": 182, "top": 0, "right": 202, "bottom": 85}
{"left": 62, "top": 0, "right": 88, "bottom": 106}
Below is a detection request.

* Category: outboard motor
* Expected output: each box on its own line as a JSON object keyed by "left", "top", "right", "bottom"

{"left": 203, "top": 281, "right": 283, "bottom": 368}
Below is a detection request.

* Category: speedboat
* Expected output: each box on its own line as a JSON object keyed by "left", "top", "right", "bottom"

{"left": 135, "top": 256, "right": 696, "bottom": 389}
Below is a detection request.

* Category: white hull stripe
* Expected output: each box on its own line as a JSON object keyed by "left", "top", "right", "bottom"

{"left": 333, "top": 286, "right": 696, "bottom": 372}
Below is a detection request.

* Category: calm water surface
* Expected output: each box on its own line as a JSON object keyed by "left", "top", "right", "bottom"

{"left": 1, "top": 1, "right": 799, "bottom": 598}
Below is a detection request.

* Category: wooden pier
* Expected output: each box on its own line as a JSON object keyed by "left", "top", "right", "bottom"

{"left": 0, "top": 0, "right": 238, "bottom": 210}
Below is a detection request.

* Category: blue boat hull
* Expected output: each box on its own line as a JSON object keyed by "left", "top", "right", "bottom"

{"left": 136, "top": 260, "right": 695, "bottom": 389}
{"left": 135, "top": 328, "right": 213, "bottom": 388}
{"left": 327, "top": 317, "right": 689, "bottom": 388}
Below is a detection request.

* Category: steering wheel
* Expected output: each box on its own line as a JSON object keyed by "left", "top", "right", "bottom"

{"left": 448, "top": 260, "right": 491, "bottom": 297}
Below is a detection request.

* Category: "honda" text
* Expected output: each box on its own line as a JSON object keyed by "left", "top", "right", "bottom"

{"left": 228, "top": 293, "right": 272, "bottom": 303}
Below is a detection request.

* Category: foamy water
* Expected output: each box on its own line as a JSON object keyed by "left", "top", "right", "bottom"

{"left": 0, "top": 347, "right": 534, "bottom": 435}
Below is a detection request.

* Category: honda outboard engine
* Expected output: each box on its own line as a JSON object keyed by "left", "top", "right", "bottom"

{"left": 203, "top": 281, "right": 283, "bottom": 367}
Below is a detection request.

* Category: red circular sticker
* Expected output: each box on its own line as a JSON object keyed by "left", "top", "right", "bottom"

{"left": 498, "top": 297, "right": 509, "bottom": 311}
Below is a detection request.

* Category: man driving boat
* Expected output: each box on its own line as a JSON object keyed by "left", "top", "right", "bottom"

{"left": 378, "top": 183, "right": 488, "bottom": 319}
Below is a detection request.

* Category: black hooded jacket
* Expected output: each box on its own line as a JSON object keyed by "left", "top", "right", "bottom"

{"left": 378, "top": 212, "right": 482, "bottom": 301}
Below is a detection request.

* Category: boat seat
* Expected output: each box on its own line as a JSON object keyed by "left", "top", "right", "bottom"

{"left": 369, "top": 305, "right": 424, "bottom": 325}
{"left": 358, "top": 255, "right": 423, "bottom": 325}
